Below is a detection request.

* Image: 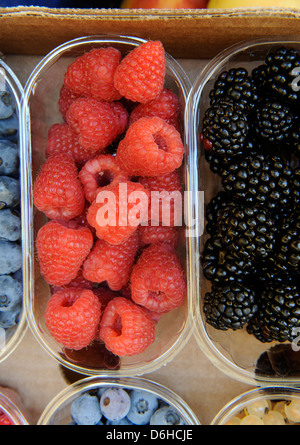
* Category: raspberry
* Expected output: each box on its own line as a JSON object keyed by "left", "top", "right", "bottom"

{"left": 130, "top": 243, "right": 186, "bottom": 313}
{"left": 33, "top": 152, "right": 85, "bottom": 221}
{"left": 87, "top": 180, "right": 149, "bottom": 245}
{"left": 46, "top": 124, "right": 98, "bottom": 166}
{"left": 51, "top": 268, "right": 94, "bottom": 294}
{"left": 58, "top": 85, "right": 82, "bottom": 121}
{"left": 79, "top": 154, "right": 128, "bottom": 203}
{"left": 93, "top": 286, "right": 118, "bottom": 311}
{"left": 116, "top": 117, "right": 184, "bottom": 176}
{"left": 36, "top": 220, "right": 94, "bottom": 286}
{"left": 139, "top": 224, "right": 179, "bottom": 248}
{"left": 44, "top": 288, "right": 101, "bottom": 350}
{"left": 66, "top": 97, "right": 128, "bottom": 152}
{"left": 64, "top": 47, "right": 122, "bottom": 102}
{"left": 129, "top": 88, "right": 180, "bottom": 131}
{"left": 99, "top": 297, "right": 156, "bottom": 356}
{"left": 83, "top": 231, "right": 139, "bottom": 291}
{"left": 114, "top": 40, "right": 165, "bottom": 103}
{"left": 0, "top": 413, "right": 14, "bottom": 425}
{"left": 139, "top": 170, "right": 182, "bottom": 226}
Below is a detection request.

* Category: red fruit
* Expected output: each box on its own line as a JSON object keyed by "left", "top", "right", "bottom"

{"left": 129, "top": 88, "right": 180, "bottom": 131}
{"left": 58, "top": 85, "right": 82, "bottom": 121}
{"left": 93, "top": 286, "right": 118, "bottom": 311}
{"left": 130, "top": 243, "right": 186, "bottom": 313}
{"left": 114, "top": 40, "right": 165, "bottom": 103}
{"left": 139, "top": 224, "right": 179, "bottom": 248}
{"left": 87, "top": 180, "right": 149, "bottom": 245}
{"left": 99, "top": 297, "right": 156, "bottom": 356}
{"left": 46, "top": 124, "right": 99, "bottom": 167}
{"left": 33, "top": 152, "right": 85, "bottom": 221}
{"left": 67, "top": 97, "right": 128, "bottom": 152}
{"left": 64, "top": 47, "right": 122, "bottom": 101}
{"left": 45, "top": 288, "right": 101, "bottom": 350}
{"left": 83, "top": 231, "right": 139, "bottom": 291}
{"left": 79, "top": 154, "right": 129, "bottom": 203}
{"left": 51, "top": 268, "right": 94, "bottom": 294}
{"left": 36, "top": 220, "right": 94, "bottom": 286}
{"left": 116, "top": 117, "right": 184, "bottom": 177}
{"left": 0, "top": 413, "right": 14, "bottom": 425}
{"left": 139, "top": 170, "right": 182, "bottom": 226}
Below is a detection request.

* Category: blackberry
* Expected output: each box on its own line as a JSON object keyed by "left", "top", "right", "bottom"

{"left": 212, "top": 201, "right": 277, "bottom": 262}
{"left": 201, "top": 235, "right": 254, "bottom": 285}
{"left": 220, "top": 151, "right": 295, "bottom": 214}
{"left": 254, "top": 100, "right": 295, "bottom": 145}
{"left": 205, "top": 191, "right": 230, "bottom": 235}
{"left": 263, "top": 46, "right": 300, "bottom": 106}
{"left": 275, "top": 213, "right": 300, "bottom": 278}
{"left": 201, "top": 98, "right": 249, "bottom": 174}
{"left": 247, "top": 282, "right": 300, "bottom": 343}
{"left": 209, "top": 68, "right": 258, "bottom": 111}
{"left": 203, "top": 281, "right": 258, "bottom": 331}
{"left": 251, "top": 63, "right": 268, "bottom": 97}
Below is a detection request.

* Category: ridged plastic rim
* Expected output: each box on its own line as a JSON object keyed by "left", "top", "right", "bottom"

{"left": 0, "top": 58, "right": 28, "bottom": 364}
{"left": 37, "top": 375, "right": 200, "bottom": 425}
{"left": 21, "top": 34, "right": 194, "bottom": 376}
{"left": 185, "top": 36, "right": 300, "bottom": 387}
{"left": 0, "top": 391, "right": 28, "bottom": 425}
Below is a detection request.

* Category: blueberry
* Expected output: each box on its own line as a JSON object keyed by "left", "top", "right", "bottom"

{"left": 0, "top": 176, "right": 20, "bottom": 208}
{"left": 0, "top": 91, "right": 14, "bottom": 120}
{"left": 0, "top": 113, "right": 18, "bottom": 141}
{"left": 0, "top": 140, "right": 19, "bottom": 176}
{"left": 150, "top": 405, "right": 186, "bottom": 425}
{"left": 12, "top": 268, "right": 22, "bottom": 283}
{"left": 0, "top": 240, "right": 22, "bottom": 274}
{"left": 127, "top": 389, "right": 159, "bottom": 425}
{"left": 106, "top": 417, "right": 134, "bottom": 425}
{"left": 0, "top": 304, "right": 21, "bottom": 328}
{"left": 0, "top": 275, "right": 22, "bottom": 311}
{"left": 100, "top": 387, "right": 131, "bottom": 421}
{"left": 0, "top": 209, "right": 21, "bottom": 241}
{"left": 70, "top": 392, "right": 102, "bottom": 425}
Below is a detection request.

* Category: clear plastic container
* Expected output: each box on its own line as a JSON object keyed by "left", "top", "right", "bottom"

{"left": 0, "top": 386, "right": 29, "bottom": 425}
{"left": 211, "top": 386, "right": 300, "bottom": 425}
{"left": 22, "top": 35, "right": 193, "bottom": 376}
{"left": 186, "top": 37, "right": 300, "bottom": 386}
{"left": 0, "top": 58, "right": 27, "bottom": 364}
{"left": 37, "top": 375, "right": 199, "bottom": 425}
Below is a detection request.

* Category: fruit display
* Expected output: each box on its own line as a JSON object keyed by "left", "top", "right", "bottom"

{"left": 200, "top": 45, "right": 300, "bottom": 345}
{"left": 32, "top": 39, "right": 187, "bottom": 365}
{"left": 0, "top": 62, "right": 23, "bottom": 349}
{"left": 69, "top": 387, "right": 186, "bottom": 425}
{"left": 211, "top": 387, "right": 300, "bottom": 425}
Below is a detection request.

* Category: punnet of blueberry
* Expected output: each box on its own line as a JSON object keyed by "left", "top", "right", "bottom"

{"left": 201, "top": 45, "right": 300, "bottom": 344}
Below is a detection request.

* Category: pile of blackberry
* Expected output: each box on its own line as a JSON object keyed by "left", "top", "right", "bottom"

{"left": 200, "top": 46, "right": 300, "bottom": 344}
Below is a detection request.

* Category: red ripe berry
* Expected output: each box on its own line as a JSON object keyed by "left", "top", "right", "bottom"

{"left": 79, "top": 154, "right": 129, "bottom": 203}
{"left": 93, "top": 286, "right": 117, "bottom": 311}
{"left": 114, "top": 40, "right": 165, "bottom": 103}
{"left": 87, "top": 180, "right": 149, "bottom": 245}
{"left": 83, "top": 231, "right": 140, "bottom": 291}
{"left": 67, "top": 97, "right": 128, "bottom": 152}
{"left": 36, "top": 220, "right": 94, "bottom": 286}
{"left": 51, "top": 268, "right": 94, "bottom": 294}
{"left": 130, "top": 243, "right": 186, "bottom": 313}
{"left": 139, "top": 224, "right": 179, "bottom": 248}
{"left": 129, "top": 88, "right": 180, "bottom": 131}
{"left": 46, "top": 123, "right": 99, "bottom": 167}
{"left": 0, "top": 413, "right": 14, "bottom": 425}
{"left": 64, "top": 47, "right": 122, "bottom": 102}
{"left": 58, "top": 85, "right": 82, "bottom": 121}
{"left": 45, "top": 288, "right": 101, "bottom": 350}
{"left": 99, "top": 297, "right": 156, "bottom": 356}
{"left": 139, "top": 170, "right": 182, "bottom": 226}
{"left": 116, "top": 117, "right": 184, "bottom": 177}
{"left": 33, "top": 152, "right": 85, "bottom": 221}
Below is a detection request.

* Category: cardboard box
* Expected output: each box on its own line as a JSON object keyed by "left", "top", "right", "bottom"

{"left": 1, "top": 6, "right": 300, "bottom": 58}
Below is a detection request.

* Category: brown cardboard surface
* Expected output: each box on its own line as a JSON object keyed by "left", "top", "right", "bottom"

{"left": 1, "top": 7, "right": 300, "bottom": 58}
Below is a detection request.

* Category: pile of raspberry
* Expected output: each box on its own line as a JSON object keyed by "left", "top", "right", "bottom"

{"left": 33, "top": 40, "right": 187, "bottom": 359}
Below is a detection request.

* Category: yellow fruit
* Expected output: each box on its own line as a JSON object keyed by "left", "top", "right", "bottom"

{"left": 207, "top": 0, "right": 300, "bottom": 8}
